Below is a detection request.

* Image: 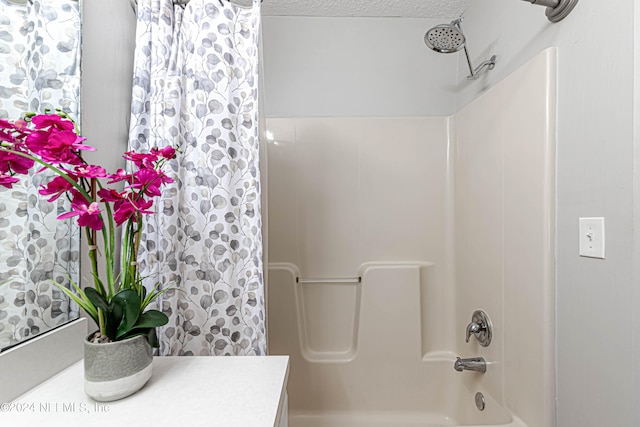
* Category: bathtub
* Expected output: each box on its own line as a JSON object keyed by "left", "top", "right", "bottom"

{"left": 268, "top": 263, "right": 529, "bottom": 427}
{"left": 287, "top": 370, "right": 528, "bottom": 427}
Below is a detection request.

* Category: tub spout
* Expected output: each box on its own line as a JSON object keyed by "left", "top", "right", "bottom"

{"left": 454, "top": 357, "right": 486, "bottom": 373}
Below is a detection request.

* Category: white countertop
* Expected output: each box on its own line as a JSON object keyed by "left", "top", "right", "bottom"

{"left": 1, "top": 356, "right": 289, "bottom": 427}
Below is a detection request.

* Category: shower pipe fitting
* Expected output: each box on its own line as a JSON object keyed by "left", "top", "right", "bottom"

{"left": 520, "top": 0, "right": 580, "bottom": 22}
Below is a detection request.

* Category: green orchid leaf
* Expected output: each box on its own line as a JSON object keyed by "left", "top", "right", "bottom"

{"left": 141, "top": 283, "right": 173, "bottom": 310}
{"left": 146, "top": 328, "right": 160, "bottom": 348}
{"left": 119, "top": 327, "right": 161, "bottom": 348}
{"left": 111, "top": 289, "right": 141, "bottom": 339}
{"left": 118, "top": 311, "right": 167, "bottom": 348}
{"left": 53, "top": 282, "right": 98, "bottom": 325}
{"left": 84, "top": 287, "right": 109, "bottom": 312}
{"left": 132, "top": 310, "right": 169, "bottom": 329}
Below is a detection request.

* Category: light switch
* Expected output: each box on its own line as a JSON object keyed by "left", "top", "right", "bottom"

{"left": 579, "top": 217, "right": 605, "bottom": 259}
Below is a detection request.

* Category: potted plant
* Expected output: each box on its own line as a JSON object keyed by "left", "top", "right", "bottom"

{"left": 0, "top": 111, "right": 174, "bottom": 401}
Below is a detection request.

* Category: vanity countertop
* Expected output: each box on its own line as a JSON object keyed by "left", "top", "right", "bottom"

{"left": 1, "top": 355, "right": 289, "bottom": 427}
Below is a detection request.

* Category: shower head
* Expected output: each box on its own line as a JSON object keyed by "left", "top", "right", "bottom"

{"left": 424, "top": 19, "right": 466, "bottom": 54}
{"left": 424, "top": 18, "right": 496, "bottom": 80}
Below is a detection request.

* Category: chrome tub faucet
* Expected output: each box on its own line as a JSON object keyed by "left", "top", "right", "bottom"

{"left": 454, "top": 357, "right": 487, "bottom": 373}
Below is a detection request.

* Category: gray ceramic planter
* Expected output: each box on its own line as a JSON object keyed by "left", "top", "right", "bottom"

{"left": 84, "top": 332, "right": 153, "bottom": 402}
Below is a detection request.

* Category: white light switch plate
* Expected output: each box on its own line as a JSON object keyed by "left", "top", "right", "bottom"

{"left": 579, "top": 217, "right": 605, "bottom": 259}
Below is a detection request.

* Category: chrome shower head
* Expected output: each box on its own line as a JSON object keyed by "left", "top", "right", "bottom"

{"left": 424, "top": 18, "right": 496, "bottom": 80}
{"left": 424, "top": 19, "right": 466, "bottom": 54}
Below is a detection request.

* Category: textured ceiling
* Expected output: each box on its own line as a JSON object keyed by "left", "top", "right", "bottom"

{"left": 258, "top": 0, "right": 469, "bottom": 18}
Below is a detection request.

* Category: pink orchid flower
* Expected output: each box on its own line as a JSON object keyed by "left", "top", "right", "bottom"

{"left": 26, "top": 127, "right": 94, "bottom": 166}
{"left": 0, "top": 120, "right": 15, "bottom": 143}
{"left": 123, "top": 151, "right": 160, "bottom": 170}
{"left": 98, "top": 188, "right": 154, "bottom": 226}
{"left": 31, "top": 114, "right": 76, "bottom": 131}
{"left": 39, "top": 175, "right": 77, "bottom": 202}
{"left": 57, "top": 191, "right": 103, "bottom": 230}
{"left": 49, "top": 130, "right": 92, "bottom": 163}
{"left": 98, "top": 188, "right": 125, "bottom": 203}
{"left": 0, "top": 149, "right": 35, "bottom": 175}
{"left": 129, "top": 168, "right": 174, "bottom": 197}
{"left": 106, "top": 168, "right": 131, "bottom": 185}
{"left": 73, "top": 164, "right": 107, "bottom": 179}
{"left": 0, "top": 120, "right": 27, "bottom": 145}
{"left": 13, "top": 119, "right": 28, "bottom": 131}
{"left": 113, "top": 197, "right": 154, "bottom": 226}
{"left": 0, "top": 174, "right": 19, "bottom": 189}
{"left": 151, "top": 146, "right": 176, "bottom": 160}
{"left": 0, "top": 119, "right": 13, "bottom": 129}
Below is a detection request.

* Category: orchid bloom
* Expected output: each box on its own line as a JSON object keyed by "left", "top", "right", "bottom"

{"left": 152, "top": 146, "right": 176, "bottom": 160}
{"left": 128, "top": 168, "right": 165, "bottom": 197}
{"left": 112, "top": 166, "right": 175, "bottom": 199}
{"left": 57, "top": 191, "right": 103, "bottom": 231}
{"left": 73, "top": 164, "right": 108, "bottom": 179}
{"left": 123, "top": 151, "right": 160, "bottom": 170}
{"left": 0, "top": 148, "right": 35, "bottom": 175}
{"left": 39, "top": 175, "right": 77, "bottom": 202}
{"left": 0, "top": 174, "right": 19, "bottom": 189}
{"left": 26, "top": 128, "right": 94, "bottom": 166}
{"left": 30, "top": 114, "right": 76, "bottom": 131}
{"left": 114, "top": 197, "right": 154, "bottom": 226}
{"left": 107, "top": 168, "right": 130, "bottom": 185}
{"left": 99, "top": 185, "right": 155, "bottom": 225}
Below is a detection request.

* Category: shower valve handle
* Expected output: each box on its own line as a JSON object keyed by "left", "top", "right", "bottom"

{"left": 465, "top": 310, "right": 493, "bottom": 347}
{"left": 465, "top": 321, "right": 484, "bottom": 343}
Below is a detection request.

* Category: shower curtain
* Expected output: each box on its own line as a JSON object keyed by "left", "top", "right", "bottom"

{"left": 129, "top": 0, "right": 265, "bottom": 356}
{"left": 0, "top": 0, "right": 81, "bottom": 348}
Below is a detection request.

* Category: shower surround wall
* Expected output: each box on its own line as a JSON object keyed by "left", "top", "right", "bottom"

{"left": 266, "top": 49, "right": 556, "bottom": 426}
{"left": 453, "top": 48, "right": 556, "bottom": 427}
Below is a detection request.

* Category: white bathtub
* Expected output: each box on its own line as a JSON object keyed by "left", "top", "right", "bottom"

{"left": 289, "top": 412, "right": 528, "bottom": 427}
{"left": 268, "top": 263, "right": 527, "bottom": 427}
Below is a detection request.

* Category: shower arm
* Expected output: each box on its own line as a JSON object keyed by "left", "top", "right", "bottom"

{"left": 449, "top": 19, "right": 496, "bottom": 80}
{"left": 463, "top": 46, "right": 497, "bottom": 80}
{"left": 522, "top": 0, "right": 559, "bottom": 7}
{"left": 520, "top": 0, "right": 580, "bottom": 22}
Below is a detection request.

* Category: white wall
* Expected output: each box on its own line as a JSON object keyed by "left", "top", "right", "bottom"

{"left": 82, "top": 1, "right": 136, "bottom": 170}
{"left": 635, "top": 5, "right": 640, "bottom": 427}
{"left": 262, "top": 16, "right": 457, "bottom": 117}
{"left": 80, "top": 2, "right": 136, "bottom": 297}
{"left": 460, "top": 2, "right": 635, "bottom": 427}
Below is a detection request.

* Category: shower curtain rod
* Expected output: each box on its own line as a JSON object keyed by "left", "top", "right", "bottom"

{"left": 296, "top": 277, "right": 362, "bottom": 284}
{"left": 130, "top": 0, "right": 262, "bottom": 8}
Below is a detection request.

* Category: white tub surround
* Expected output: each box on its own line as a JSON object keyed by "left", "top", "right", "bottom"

{"left": 266, "top": 48, "right": 556, "bottom": 427}
{"left": 4, "top": 356, "right": 290, "bottom": 427}
{"left": 453, "top": 47, "right": 557, "bottom": 427}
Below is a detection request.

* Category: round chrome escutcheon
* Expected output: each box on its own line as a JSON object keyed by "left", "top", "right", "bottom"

{"left": 475, "top": 392, "right": 486, "bottom": 411}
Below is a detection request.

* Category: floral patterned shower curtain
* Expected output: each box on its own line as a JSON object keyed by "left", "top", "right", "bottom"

{"left": 129, "top": 0, "right": 264, "bottom": 356}
{"left": 0, "top": 0, "right": 80, "bottom": 348}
